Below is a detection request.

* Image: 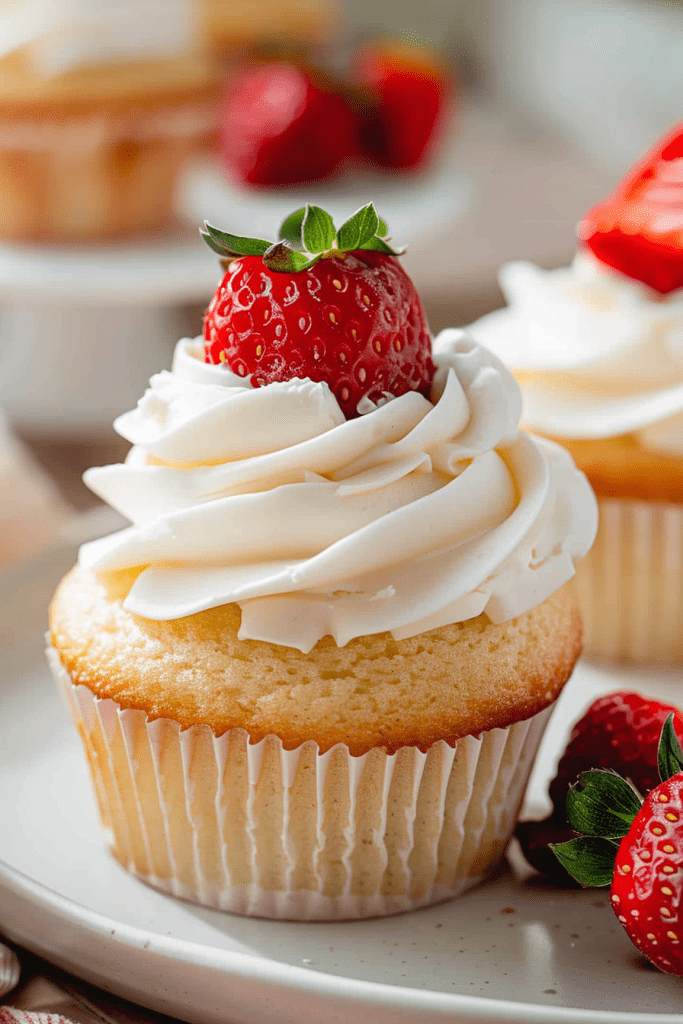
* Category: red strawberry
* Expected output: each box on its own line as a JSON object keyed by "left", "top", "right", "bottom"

{"left": 219, "top": 63, "right": 357, "bottom": 187}
{"left": 611, "top": 773, "right": 683, "bottom": 975}
{"left": 201, "top": 203, "right": 434, "bottom": 419}
{"left": 548, "top": 691, "right": 683, "bottom": 819}
{"left": 552, "top": 714, "right": 683, "bottom": 975}
{"left": 354, "top": 40, "right": 453, "bottom": 171}
{"left": 517, "top": 691, "right": 683, "bottom": 885}
{"left": 578, "top": 121, "right": 683, "bottom": 294}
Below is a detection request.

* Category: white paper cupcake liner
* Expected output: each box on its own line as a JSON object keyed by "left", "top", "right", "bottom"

{"left": 48, "top": 644, "right": 553, "bottom": 921}
{"left": 574, "top": 498, "right": 683, "bottom": 663}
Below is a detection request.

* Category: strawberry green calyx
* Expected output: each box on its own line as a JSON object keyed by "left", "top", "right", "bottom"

{"left": 551, "top": 713, "right": 683, "bottom": 886}
{"left": 200, "top": 202, "right": 403, "bottom": 273}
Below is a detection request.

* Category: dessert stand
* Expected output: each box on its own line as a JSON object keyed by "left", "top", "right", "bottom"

{"left": 1, "top": 527, "right": 683, "bottom": 1024}
{"left": 0, "top": 232, "right": 221, "bottom": 432}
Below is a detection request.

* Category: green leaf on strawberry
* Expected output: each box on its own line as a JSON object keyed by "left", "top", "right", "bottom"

{"left": 279, "top": 207, "right": 306, "bottom": 249}
{"left": 302, "top": 205, "right": 336, "bottom": 254}
{"left": 201, "top": 223, "right": 272, "bottom": 257}
{"left": 658, "top": 712, "right": 683, "bottom": 783}
{"left": 203, "top": 202, "right": 402, "bottom": 275}
{"left": 336, "top": 202, "right": 379, "bottom": 251}
{"left": 565, "top": 770, "right": 642, "bottom": 839}
{"left": 551, "top": 835, "right": 619, "bottom": 888}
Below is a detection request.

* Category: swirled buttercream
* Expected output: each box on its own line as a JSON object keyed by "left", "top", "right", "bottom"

{"left": 79, "top": 332, "right": 597, "bottom": 652}
{"left": 470, "top": 253, "right": 683, "bottom": 454}
{"left": 0, "top": 0, "right": 195, "bottom": 75}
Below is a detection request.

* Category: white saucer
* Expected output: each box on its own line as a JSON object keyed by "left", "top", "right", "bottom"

{"left": 1, "top": 543, "right": 683, "bottom": 1024}
{"left": 178, "top": 152, "right": 471, "bottom": 249}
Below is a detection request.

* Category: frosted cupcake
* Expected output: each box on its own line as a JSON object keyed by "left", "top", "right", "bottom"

{"left": 0, "top": 0, "right": 220, "bottom": 241}
{"left": 470, "top": 123, "right": 683, "bottom": 663}
{"left": 49, "top": 205, "right": 597, "bottom": 919}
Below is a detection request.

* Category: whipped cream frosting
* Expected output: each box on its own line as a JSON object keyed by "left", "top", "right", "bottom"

{"left": 470, "top": 252, "right": 683, "bottom": 453}
{"left": 79, "top": 332, "right": 597, "bottom": 652}
{"left": 0, "top": 0, "right": 195, "bottom": 75}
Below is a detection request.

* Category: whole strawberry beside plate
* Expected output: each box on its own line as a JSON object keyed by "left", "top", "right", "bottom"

{"left": 517, "top": 690, "right": 683, "bottom": 884}
{"left": 553, "top": 714, "right": 683, "bottom": 975}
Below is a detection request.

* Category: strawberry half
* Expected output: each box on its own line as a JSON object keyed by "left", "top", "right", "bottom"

{"left": 579, "top": 121, "right": 683, "bottom": 294}
{"left": 201, "top": 203, "right": 434, "bottom": 418}
{"left": 552, "top": 715, "right": 683, "bottom": 976}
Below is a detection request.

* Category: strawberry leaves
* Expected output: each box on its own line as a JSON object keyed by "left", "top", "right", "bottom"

{"left": 302, "top": 205, "right": 336, "bottom": 253}
{"left": 566, "top": 770, "right": 642, "bottom": 839}
{"left": 202, "top": 203, "right": 403, "bottom": 273}
{"left": 551, "top": 835, "right": 619, "bottom": 888}
{"left": 200, "top": 224, "right": 271, "bottom": 258}
{"left": 658, "top": 712, "right": 683, "bottom": 783}
{"left": 551, "top": 713, "right": 683, "bottom": 886}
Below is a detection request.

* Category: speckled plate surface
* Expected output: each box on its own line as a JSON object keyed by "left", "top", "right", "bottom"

{"left": 2, "top": 543, "right": 683, "bottom": 1024}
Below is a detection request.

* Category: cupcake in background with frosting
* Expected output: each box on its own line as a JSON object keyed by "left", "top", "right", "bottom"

{"left": 0, "top": 0, "right": 222, "bottom": 240}
{"left": 470, "top": 122, "right": 683, "bottom": 664}
{"left": 48, "top": 205, "right": 597, "bottom": 920}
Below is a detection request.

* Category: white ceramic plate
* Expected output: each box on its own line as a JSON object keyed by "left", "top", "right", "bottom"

{"left": 178, "top": 151, "right": 471, "bottom": 250}
{"left": 0, "top": 233, "right": 219, "bottom": 305}
{"left": 2, "top": 544, "right": 683, "bottom": 1024}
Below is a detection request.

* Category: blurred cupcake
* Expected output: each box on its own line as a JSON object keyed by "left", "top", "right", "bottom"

{"left": 48, "top": 208, "right": 596, "bottom": 919}
{"left": 470, "top": 122, "right": 683, "bottom": 663}
{"left": 0, "top": 1, "right": 221, "bottom": 241}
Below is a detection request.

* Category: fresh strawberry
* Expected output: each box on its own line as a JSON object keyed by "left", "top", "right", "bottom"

{"left": 219, "top": 62, "right": 357, "bottom": 187}
{"left": 552, "top": 714, "right": 683, "bottom": 975}
{"left": 201, "top": 203, "right": 434, "bottom": 418}
{"left": 578, "top": 121, "right": 683, "bottom": 294}
{"left": 611, "top": 772, "right": 683, "bottom": 975}
{"left": 548, "top": 691, "right": 683, "bottom": 819}
{"left": 517, "top": 691, "right": 683, "bottom": 886}
{"left": 354, "top": 40, "right": 453, "bottom": 170}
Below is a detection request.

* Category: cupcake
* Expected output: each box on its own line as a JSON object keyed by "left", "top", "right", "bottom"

{"left": 470, "top": 122, "right": 683, "bottom": 664}
{"left": 48, "top": 204, "right": 597, "bottom": 919}
{"left": 0, "top": 2, "right": 220, "bottom": 241}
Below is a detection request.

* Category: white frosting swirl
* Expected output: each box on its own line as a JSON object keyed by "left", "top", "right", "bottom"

{"left": 79, "top": 333, "right": 597, "bottom": 652}
{"left": 470, "top": 253, "right": 683, "bottom": 453}
{"left": 0, "top": 0, "right": 195, "bottom": 75}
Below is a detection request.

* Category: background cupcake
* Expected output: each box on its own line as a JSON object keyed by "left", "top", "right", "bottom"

{"left": 0, "top": 0, "right": 221, "bottom": 241}
{"left": 49, "top": 208, "right": 597, "bottom": 919}
{"left": 470, "top": 122, "right": 683, "bottom": 664}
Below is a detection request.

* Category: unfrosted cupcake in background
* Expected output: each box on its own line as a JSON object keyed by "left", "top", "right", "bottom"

{"left": 470, "top": 122, "right": 683, "bottom": 664}
{"left": 48, "top": 205, "right": 597, "bottom": 920}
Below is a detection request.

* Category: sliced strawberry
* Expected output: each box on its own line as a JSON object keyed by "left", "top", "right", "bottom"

{"left": 201, "top": 203, "right": 434, "bottom": 418}
{"left": 579, "top": 121, "right": 683, "bottom": 294}
{"left": 219, "top": 63, "right": 357, "bottom": 187}
{"left": 354, "top": 40, "right": 453, "bottom": 171}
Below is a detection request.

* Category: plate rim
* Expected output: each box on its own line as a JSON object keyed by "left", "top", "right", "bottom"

{"left": 1, "top": 842, "right": 681, "bottom": 1024}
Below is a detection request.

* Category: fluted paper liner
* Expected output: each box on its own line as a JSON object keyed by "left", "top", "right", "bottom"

{"left": 574, "top": 498, "right": 683, "bottom": 664}
{"left": 48, "top": 644, "right": 552, "bottom": 920}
